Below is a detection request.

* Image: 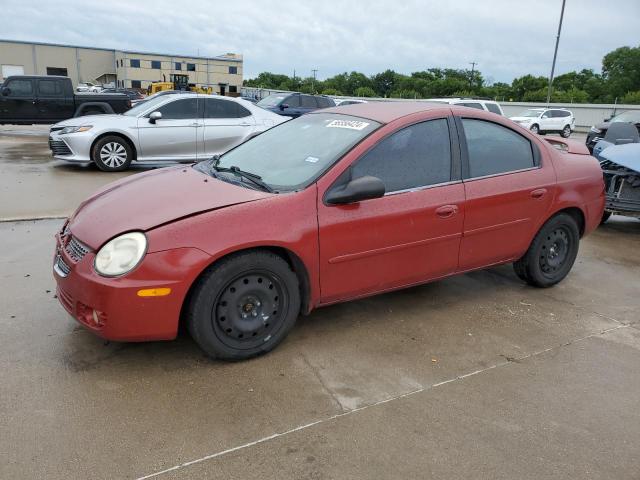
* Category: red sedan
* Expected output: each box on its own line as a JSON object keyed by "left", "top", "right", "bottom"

{"left": 53, "top": 103, "right": 605, "bottom": 360}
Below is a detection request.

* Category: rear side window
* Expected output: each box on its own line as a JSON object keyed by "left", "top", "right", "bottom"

{"left": 38, "top": 79, "right": 63, "bottom": 96}
{"left": 6, "top": 79, "right": 33, "bottom": 96}
{"left": 458, "top": 102, "right": 484, "bottom": 110}
{"left": 351, "top": 119, "right": 452, "bottom": 192}
{"left": 462, "top": 119, "right": 534, "bottom": 178}
{"left": 485, "top": 103, "right": 502, "bottom": 115}
{"left": 301, "top": 95, "right": 317, "bottom": 108}
{"left": 204, "top": 98, "right": 251, "bottom": 118}
{"left": 553, "top": 110, "right": 571, "bottom": 118}
{"left": 155, "top": 98, "right": 198, "bottom": 119}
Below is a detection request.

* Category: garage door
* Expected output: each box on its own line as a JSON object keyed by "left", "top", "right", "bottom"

{"left": 1, "top": 64, "right": 25, "bottom": 79}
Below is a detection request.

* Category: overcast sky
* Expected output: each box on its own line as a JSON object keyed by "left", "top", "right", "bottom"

{"left": 2, "top": 0, "right": 639, "bottom": 83}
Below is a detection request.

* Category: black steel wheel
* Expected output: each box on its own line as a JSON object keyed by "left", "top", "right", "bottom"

{"left": 186, "top": 251, "right": 301, "bottom": 360}
{"left": 513, "top": 213, "right": 580, "bottom": 288}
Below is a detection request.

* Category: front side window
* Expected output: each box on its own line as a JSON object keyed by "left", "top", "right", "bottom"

{"left": 517, "top": 109, "right": 543, "bottom": 118}
{"left": 462, "top": 119, "right": 534, "bottom": 178}
{"left": 485, "top": 103, "right": 502, "bottom": 115}
{"left": 256, "top": 94, "right": 286, "bottom": 108}
{"left": 204, "top": 98, "right": 250, "bottom": 118}
{"left": 200, "top": 113, "right": 380, "bottom": 191}
{"left": 151, "top": 60, "right": 161, "bottom": 69}
{"left": 155, "top": 98, "right": 198, "bottom": 119}
{"left": 541, "top": 110, "right": 552, "bottom": 119}
{"left": 458, "top": 102, "right": 484, "bottom": 110}
{"left": 6, "top": 79, "right": 33, "bottom": 96}
{"left": 286, "top": 95, "right": 301, "bottom": 108}
{"left": 350, "top": 119, "right": 452, "bottom": 192}
{"left": 130, "top": 59, "right": 140, "bottom": 68}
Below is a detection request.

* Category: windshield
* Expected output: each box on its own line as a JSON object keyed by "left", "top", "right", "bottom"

{"left": 196, "top": 113, "right": 380, "bottom": 191}
{"left": 123, "top": 95, "right": 168, "bottom": 116}
{"left": 517, "top": 109, "right": 543, "bottom": 118}
{"left": 257, "top": 94, "right": 287, "bottom": 108}
{"left": 611, "top": 111, "right": 640, "bottom": 123}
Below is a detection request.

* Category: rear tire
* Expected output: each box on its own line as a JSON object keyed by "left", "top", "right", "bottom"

{"left": 513, "top": 213, "right": 580, "bottom": 288}
{"left": 186, "top": 251, "right": 301, "bottom": 361}
{"left": 91, "top": 135, "right": 133, "bottom": 172}
{"left": 561, "top": 125, "right": 572, "bottom": 138}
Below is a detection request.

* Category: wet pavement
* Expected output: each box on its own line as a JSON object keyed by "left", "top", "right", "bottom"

{"left": 1, "top": 126, "right": 638, "bottom": 479}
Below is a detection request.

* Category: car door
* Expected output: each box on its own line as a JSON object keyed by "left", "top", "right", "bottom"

{"left": 198, "top": 97, "right": 255, "bottom": 159}
{"left": 36, "top": 78, "right": 73, "bottom": 122}
{"left": 317, "top": 117, "right": 465, "bottom": 304}
{"left": 539, "top": 109, "right": 554, "bottom": 132}
{"left": 455, "top": 115, "right": 555, "bottom": 271}
{"left": 136, "top": 96, "right": 200, "bottom": 161}
{"left": 0, "top": 78, "right": 38, "bottom": 122}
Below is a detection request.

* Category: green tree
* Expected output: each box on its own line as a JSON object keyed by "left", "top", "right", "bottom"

{"left": 621, "top": 91, "right": 640, "bottom": 104}
{"left": 321, "top": 88, "right": 343, "bottom": 96}
{"left": 354, "top": 86, "right": 376, "bottom": 97}
{"left": 372, "top": 69, "right": 401, "bottom": 97}
{"left": 602, "top": 45, "right": 640, "bottom": 99}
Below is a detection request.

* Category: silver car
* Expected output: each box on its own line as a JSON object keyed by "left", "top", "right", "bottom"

{"left": 49, "top": 94, "right": 288, "bottom": 171}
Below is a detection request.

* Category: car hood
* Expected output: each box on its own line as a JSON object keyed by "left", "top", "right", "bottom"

{"left": 600, "top": 143, "right": 640, "bottom": 172}
{"left": 53, "top": 114, "right": 127, "bottom": 128}
{"left": 68, "top": 166, "right": 272, "bottom": 249}
{"left": 510, "top": 116, "right": 535, "bottom": 122}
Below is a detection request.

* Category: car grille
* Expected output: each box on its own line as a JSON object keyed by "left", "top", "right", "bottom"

{"left": 64, "top": 236, "right": 91, "bottom": 263}
{"left": 49, "top": 139, "right": 72, "bottom": 156}
{"left": 55, "top": 255, "right": 71, "bottom": 277}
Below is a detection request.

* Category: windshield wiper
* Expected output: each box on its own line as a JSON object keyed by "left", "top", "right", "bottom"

{"left": 210, "top": 161, "right": 273, "bottom": 193}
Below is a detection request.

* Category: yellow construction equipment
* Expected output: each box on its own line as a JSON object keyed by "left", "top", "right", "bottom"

{"left": 147, "top": 74, "right": 213, "bottom": 95}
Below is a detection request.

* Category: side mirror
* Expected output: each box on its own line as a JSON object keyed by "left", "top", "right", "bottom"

{"left": 280, "top": 103, "right": 289, "bottom": 110}
{"left": 1, "top": 87, "right": 10, "bottom": 96}
{"left": 149, "top": 111, "right": 162, "bottom": 124}
{"left": 325, "top": 176, "right": 385, "bottom": 205}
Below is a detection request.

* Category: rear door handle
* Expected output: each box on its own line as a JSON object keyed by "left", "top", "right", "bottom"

{"left": 531, "top": 188, "right": 547, "bottom": 199}
{"left": 436, "top": 205, "right": 458, "bottom": 218}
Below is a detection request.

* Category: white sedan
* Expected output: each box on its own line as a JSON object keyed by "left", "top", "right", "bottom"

{"left": 49, "top": 94, "right": 288, "bottom": 171}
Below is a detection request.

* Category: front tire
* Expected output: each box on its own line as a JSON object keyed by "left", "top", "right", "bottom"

{"left": 530, "top": 124, "right": 540, "bottom": 134}
{"left": 561, "top": 125, "right": 572, "bottom": 138}
{"left": 513, "top": 213, "right": 580, "bottom": 288}
{"left": 91, "top": 135, "right": 133, "bottom": 172}
{"left": 186, "top": 251, "right": 301, "bottom": 361}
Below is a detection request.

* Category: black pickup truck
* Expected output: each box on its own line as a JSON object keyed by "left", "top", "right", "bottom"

{"left": 0, "top": 75, "right": 132, "bottom": 125}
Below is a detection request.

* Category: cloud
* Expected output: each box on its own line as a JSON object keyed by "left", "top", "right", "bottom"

{"left": 2, "top": 0, "right": 639, "bottom": 82}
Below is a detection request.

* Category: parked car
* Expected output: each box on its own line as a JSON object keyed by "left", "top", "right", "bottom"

{"left": 101, "top": 88, "right": 145, "bottom": 102}
{"left": 590, "top": 122, "right": 640, "bottom": 223}
{"left": 257, "top": 92, "right": 335, "bottom": 117}
{"left": 0, "top": 76, "right": 131, "bottom": 125}
{"left": 509, "top": 108, "right": 575, "bottom": 137}
{"left": 53, "top": 102, "right": 604, "bottom": 360}
{"left": 48, "top": 93, "right": 287, "bottom": 171}
{"left": 334, "top": 99, "right": 368, "bottom": 106}
{"left": 76, "top": 82, "right": 98, "bottom": 92}
{"left": 426, "top": 97, "right": 504, "bottom": 116}
{"left": 586, "top": 110, "right": 640, "bottom": 152}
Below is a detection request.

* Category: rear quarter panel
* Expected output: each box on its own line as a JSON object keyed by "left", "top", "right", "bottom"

{"left": 544, "top": 140, "right": 605, "bottom": 236}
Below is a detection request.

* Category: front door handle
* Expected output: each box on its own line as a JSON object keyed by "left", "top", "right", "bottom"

{"left": 531, "top": 188, "right": 547, "bottom": 199}
{"left": 436, "top": 204, "right": 458, "bottom": 218}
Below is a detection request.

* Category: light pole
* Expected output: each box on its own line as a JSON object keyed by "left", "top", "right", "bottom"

{"left": 546, "top": 0, "right": 567, "bottom": 106}
{"left": 311, "top": 69, "right": 318, "bottom": 93}
{"left": 469, "top": 62, "right": 477, "bottom": 90}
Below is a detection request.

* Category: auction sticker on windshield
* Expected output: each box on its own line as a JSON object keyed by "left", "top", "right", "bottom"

{"left": 326, "top": 119, "right": 370, "bottom": 130}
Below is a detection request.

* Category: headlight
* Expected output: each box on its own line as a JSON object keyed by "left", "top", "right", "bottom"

{"left": 60, "top": 125, "right": 93, "bottom": 134}
{"left": 590, "top": 126, "right": 602, "bottom": 134}
{"left": 94, "top": 232, "right": 147, "bottom": 277}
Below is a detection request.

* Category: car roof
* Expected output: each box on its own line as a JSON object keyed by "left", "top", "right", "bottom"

{"left": 318, "top": 101, "right": 451, "bottom": 123}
